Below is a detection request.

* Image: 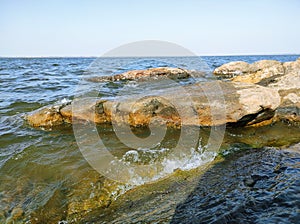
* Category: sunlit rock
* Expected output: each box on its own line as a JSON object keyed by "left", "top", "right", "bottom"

{"left": 25, "top": 82, "right": 281, "bottom": 128}
{"left": 214, "top": 60, "right": 285, "bottom": 84}
{"left": 232, "top": 60, "right": 284, "bottom": 85}
{"left": 86, "top": 67, "right": 200, "bottom": 82}
{"left": 213, "top": 58, "right": 300, "bottom": 124}
{"left": 213, "top": 61, "right": 250, "bottom": 77}
{"left": 25, "top": 105, "right": 64, "bottom": 127}
{"left": 60, "top": 98, "right": 110, "bottom": 124}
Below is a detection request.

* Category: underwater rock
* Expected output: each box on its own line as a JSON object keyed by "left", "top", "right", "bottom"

{"left": 171, "top": 145, "right": 300, "bottom": 224}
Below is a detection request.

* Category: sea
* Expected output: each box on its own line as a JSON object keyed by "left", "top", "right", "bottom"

{"left": 0, "top": 55, "right": 299, "bottom": 223}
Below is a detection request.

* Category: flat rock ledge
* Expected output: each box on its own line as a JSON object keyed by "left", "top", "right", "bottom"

{"left": 86, "top": 67, "right": 204, "bottom": 82}
{"left": 25, "top": 59, "right": 300, "bottom": 129}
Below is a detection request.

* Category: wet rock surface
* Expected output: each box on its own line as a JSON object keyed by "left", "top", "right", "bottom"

{"left": 171, "top": 144, "right": 300, "bottom": 224}
{"left": 3, "top": 120, "right": 299, "bottom": 223}
{"left": 25, "top": 105, "right": 64, "bottom": 127}
{"left": 77, "top": 143, "right": 300, "bottom": 224}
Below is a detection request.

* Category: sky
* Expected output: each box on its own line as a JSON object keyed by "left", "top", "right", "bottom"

{"left": 0, "top": 0, "right": 300, "bottom": 57}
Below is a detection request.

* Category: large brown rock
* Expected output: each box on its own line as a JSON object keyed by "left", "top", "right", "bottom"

{"left": 282, "top": 57, "right": 300, "bottom": 74}
{"left": 213, "top": 61, "right": 250, "bottom": 77}
{"left": 213, "top": 60, "right": 285, "bottom": 85}
{"left": 86, "top": 67, "right": 196, "bottom": 82}
{"left": 60, "top": 98, "right": 111, "bottom": 124}
{"left": 232, "top": 60, "right": 284, "bottom": 85}
{"left": 269, "top": 72, "right": 300, "bottom": 124}
{"left": 25, "top": 105, "right": 64, "bottom": 127}
{"left": 213, "top": 58, "right": 300, "bottom": 124}
{"left": 25, "top": 81, "right": 281, "bottom": 128}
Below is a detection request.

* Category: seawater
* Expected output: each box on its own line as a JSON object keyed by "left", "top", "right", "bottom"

{"left": 0, "top": 55, "right": 299, "bottom": 223}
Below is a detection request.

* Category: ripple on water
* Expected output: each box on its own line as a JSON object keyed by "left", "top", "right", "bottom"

{"left": 171, "top": 146, "right": 300, "bottom": 224}
{"left": 0, "top": 56, "right": 300, "bottom": 223}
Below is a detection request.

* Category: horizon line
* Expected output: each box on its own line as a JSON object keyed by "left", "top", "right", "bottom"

{"left": 0, "top": 53, "right": 299, "bottom": 58}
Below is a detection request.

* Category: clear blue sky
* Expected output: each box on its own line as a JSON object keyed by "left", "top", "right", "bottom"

{"left": 1, "top": 0, "right": 300, "bottom": 57}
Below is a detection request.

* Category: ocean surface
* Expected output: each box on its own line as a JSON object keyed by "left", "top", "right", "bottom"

{"left": 0, "top": 55, "right": 300, "bottom": 223}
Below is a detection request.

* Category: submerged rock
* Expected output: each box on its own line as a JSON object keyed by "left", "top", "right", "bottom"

{"left": 80, "top": 143, "right": 300, "bottom": 223}
{"left": 171, "top": 145, "right": 300, "bottom": 224}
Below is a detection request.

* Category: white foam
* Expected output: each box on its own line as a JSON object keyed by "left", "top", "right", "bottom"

{"left": 119, "top": 144, "right": 216, "bottom": 186}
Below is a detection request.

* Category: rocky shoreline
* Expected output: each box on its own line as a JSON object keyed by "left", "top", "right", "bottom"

{"left": 25, "top": 58, "right": 300, "bottom": 128}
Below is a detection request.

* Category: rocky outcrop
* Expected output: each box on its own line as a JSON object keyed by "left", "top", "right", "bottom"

{"left": 213, "top": 58, "right": 300, "bottom": 85}
{"left": 213, "top": 57, "right": 300, "bottom": 125}
{"left": 213, "top": 61, "right": 250, "bottom": 78}
{"left": 86, "top": 67, "right": 198, "bottom": 82}
{"left": 270, "top": 72, "right": 300, "bottom": 124}
{"left": 282, "top": 57, "right": 300, "bottom": 74}
{"left": 25, "top": 58, "right": 300, "bottom": 129}
{"left": 232, "top": 60, "right": 284, "bottom": 85}
{"left": 213, "top": 60, "right": 285, "bottom": 84}
{"left": 26, "top": 81, "right": 281, "bottom": 128}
